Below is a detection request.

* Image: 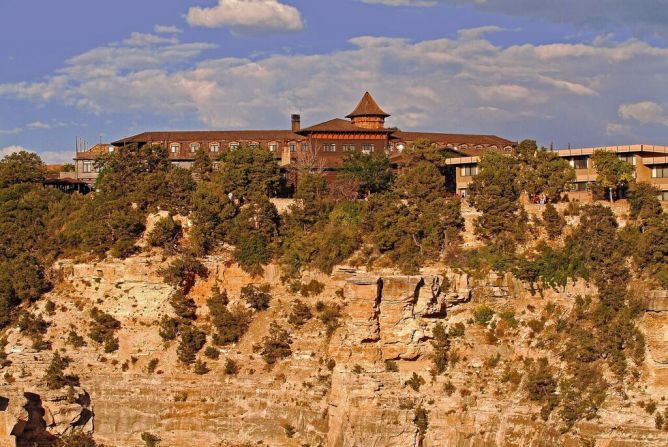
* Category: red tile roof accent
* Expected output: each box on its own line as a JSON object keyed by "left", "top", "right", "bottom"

{"left": 391, "top": 131, "right": 515, "bottom": 152}
{"left": 298, "top": 118, "right": 393, "bottom": 134}
{"left": 74, "top": 143, "right": 111, "bottom": 160}
{"left": 346, "top": 92, "right": 390, "bottom": 118}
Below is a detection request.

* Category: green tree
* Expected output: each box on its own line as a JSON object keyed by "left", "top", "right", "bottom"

{"left": 628, "top": 182, "right": 663, "bottom": 222}
{"left": 147, "top": 216, "right": 182, "bottom": 252}
{"left": 192, "top": 147, "right": 214, "bottom": 180}
{"left": 0, "top": 151, "right": 45, "bottom": 187}
{"left": 189, "top": 180, "right": 238, "bottom": 254}
{"left": 591, "top": 150, "right": 634, "bottom": 202}
{"left": 340, "top": 151, "right": 394, "bottom": 197}
{"left": 514, "top": 140, "right": 575, "bottom": 201}
{"left": 542, "top": 203, "right": 565, "bottom": 239}
{"left": 218, "top": 145, "right": 282, "bottom": 201}
{"left": 468, "top": 150, "right": 526, "bottom": 247}
{"left": 55, "top": 431, "right": 98, "bottom": 447}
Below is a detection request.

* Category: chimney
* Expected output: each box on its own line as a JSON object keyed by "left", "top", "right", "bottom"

{"left": 291, "top": 114, "right": 301, "bottom": 132}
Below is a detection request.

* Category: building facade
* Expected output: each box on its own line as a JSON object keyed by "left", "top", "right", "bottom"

{"left": 73, "top": 92, "right": 514, "bottom": 187}
{"left": 446, "top": 144, "right": 668, "bottom": 201}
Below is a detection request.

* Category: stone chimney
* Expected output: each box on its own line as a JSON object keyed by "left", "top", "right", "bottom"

{"left": 291, "top": 114, "right": 301, "bottom": 132}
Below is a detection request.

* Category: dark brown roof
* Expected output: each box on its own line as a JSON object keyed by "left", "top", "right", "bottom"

{"left": 111, "top": 130, "right": 304, "bottom": 146}
{"left": 392, "top": 131, "right": 515, "bottom": 152}
{"left": 298, "top": 118, "right": 393, "bottom": 134}
{"left": 346, "top": 92, "right": 390, "bottom": 118}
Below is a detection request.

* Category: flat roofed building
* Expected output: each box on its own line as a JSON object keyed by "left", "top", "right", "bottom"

{"left": 445, "top": 144, "right": 668, "bottom": 201}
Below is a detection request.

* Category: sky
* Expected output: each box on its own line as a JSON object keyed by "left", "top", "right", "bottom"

{"left": 1, "top": 0, "right": 668, "bottom": 163}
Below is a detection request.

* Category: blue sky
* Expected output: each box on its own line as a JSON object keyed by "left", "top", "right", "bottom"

{"left": 1, "top": 0, "right": 668, "bottom": 163}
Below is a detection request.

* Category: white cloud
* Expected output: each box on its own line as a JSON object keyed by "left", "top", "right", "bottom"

{"left": 186, "top": 0, "right": 304, "bottom": 33}
{"left": 154, "top": 25, "right": 183, "bottom": 34}
{"left": 619, "top": 101, "right": 668, "bottom": 126}
{"left": 2, "top": 29, "right": 668, "bottom": 146}
{"left": 26, "top": 121, "right": 51, "bottom": 129}
{"left": 0, "top": 145, "right": 72, "bottom": 164}
{"left": 0, "top": 127, "right": 22, "bottom": 135}
{"left": 457, "top": 26, "right": 508, "bottom": 40}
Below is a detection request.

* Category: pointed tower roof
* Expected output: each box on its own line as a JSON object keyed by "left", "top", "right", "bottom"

{"left": 346, "top": 92, "right": 390, "bottom": 118}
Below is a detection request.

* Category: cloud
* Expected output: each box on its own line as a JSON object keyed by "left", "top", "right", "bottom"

{"left": 0, "top": 127, "right": 23, "bottom": 135}
{"left": 619, "top": 101, "right": 668, "bottom": 126}
{"left": 186, "top": 0, "right": 304, "bottom": 33}
{"left": 360, "top": 0, "right": 668, "bottom": 39}
{"left": 0, "top": 145, "right": 72, "bottom": 164}
{"left": 2, "top": 28, "right": 668, "bottom": 147}
{"left": 457, "top": 26, "right": 508, "bottom": 40}
{"left": 154, "top": 25, "right": 183, "bottom": 34}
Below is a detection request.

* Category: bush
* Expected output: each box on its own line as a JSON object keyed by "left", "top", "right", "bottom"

{"left": 524, "top": 358, "right": 558, "bottom": 420}
{"left": 147, "top": 359, "right": 159, "bottom": 373}
{"left": 54, "top": 431, "right": 98, "bottom": 447}
{"left": 209, "top": 302, "right": 252, "bottom": 345}
{"left": 224, "top": 358, "right": 239, "bottom": 375}
{"left": 542, "top": 203, "right": 565, "bottom": 239}
{"left": 384, "top": 360, "right": 399, "bottom": 372}
{"left": 158, "top": 316, "right": 180, "bottom": 341}
{"left": 260, "top": 322, "right": 292, "bottom": 365}
{"left": 406, "top": 372, "right": 425, "bottom": 392}
{"left": 288, "top": 300, "right": 312, "bottom": 327}
{"left": 473, "top": 306, "right": 494, "bottom": 326}
{"left": 449, "top": 322, "right": 466, "bottom": 337}
{"left": 160, "top": 255, "right": 208, "bottom": 293}
{"left": 430, "top": 323, "right": 450, "bottom": 374}
{"left": 315, "top": 301, "right": 342, "bottom": 336}
{"left": 193, "top": 360, "right": 210, "bottom": 375}
{"left": 241, "top": 284, "right": 271, "bottom": 311}
{"left": 147, "top": 216, "right": 182, "bottom": 252}
{"left": 169, "top": 290, "right": 197, "bottom": 321}
{"left": 45, "top": 352, "right": 79, "bottom": 390}
{"left": 88, "top": 308, "right": 121, "bottom": 352}
{"left": 141, "top": 432, "right": 161, "bottom": 447}
{"left": 204, "top": 346, "right": 220, "bottom": 360}
{"left": 177, "top": 326, "right": 206, "bottom": 364}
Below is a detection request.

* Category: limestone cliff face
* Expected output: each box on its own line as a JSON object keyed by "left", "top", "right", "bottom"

{"left": 0, "top": 254, "right": 667, "bottom": 446}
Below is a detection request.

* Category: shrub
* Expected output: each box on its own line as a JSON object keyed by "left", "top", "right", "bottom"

{"left": 473, "top": 306, "right": 494, "bottom": 326}
{"left": 524, "top": 358, "right": 558, "bottom": 420}
{"left": 177, "top": 326, "right": 206, "bottom": 364}
{"left": 315, "top": 301, "right": 342, "bottom": 336}
{"left": 224, "top": 358, "right": 239, "bottom": 375}
{"left": 88, "top": 308, "right": 121, "bottom": 351}
{"left": 169, "top": 290, "right": 197, "bottom": 321}
{"left": 300, "top": 279, "right": 325, "bottom": 297}
{"left": 430, "top": 323, "right": 450, "bottom": 374}
{"left": 384, "top": 360, "right": 399, "bottom": 372}
{"left": 45, "top": 352, "right": 79, "bottom": 390}
{"left": 147, "top": 359, "right": 159, "bottom": 373}
{"left": 449, "top": 322, "right": 466, "bottom": 337}
{"left": 193, "top": 360, "right": 210, "bottom": 375}
{"left": 204, "top": 346, "right": 220, "bottom": 360}
{"left": 147, "top": 216, "right": 182, "bottom": 252}
{"left": 160, "top": 255, "right": 208, "bottom": 293}
{"left": 241, "top": 284, "right": 271, "bottom": 311}
{"left": 288, "top": 300, "right": 312, "bottom": 327}
{"left": 141, "top": 432, "right": 161, "bottom": 447}
{"left": 209, "top": 303, "right": 252, "bottom": 345}
{"left": 406, "top": 372, "right": 425, "bottom": 392}
{"left": 260, "top": 322, "right": 292, "bottom": 365}
{"left": 629, "top": 182, "right": 663, "bottom": 222}
{"left": 542, "top": 203, "right": 565, "bottom": 239}
{"left": 54, "top": 431, "right": 98, "bottom": 447}
{"left": 414, "top": 406, "right": 429, "bottom": 444}
{"left": 158, "top": 316, "right": 180, "bottom": 341}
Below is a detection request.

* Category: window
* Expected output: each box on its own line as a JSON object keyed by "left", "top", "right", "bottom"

{"left": 229, "top": 142, "right": 239, "bottom": 150}
{"left": 249, "top": 142, "right": 259, "bottom": 149}
{"left": 652, "top": 164, "right": 668, "bottom": 178}
{"left": 210, "top": 143, "right": 219, "bottom": 153}
{"left": 659, "top": 191, "right": 668, "bottom": 201}
{"left": 489, "top": 145, "right": 498, "bottom": 150}
{"left": 289, "top": 143, "right": 297, "bottom": 152}
{"left": 190, "top": 143, "right": 200, "bottom": 153}
{"left": 396, "top": 143, "right": 405, "bottom": 152}
{"left": 570, "top": 156, "right": 588, "bottom": 169}
{"left": 170, "top": 143, "right": 180, "bottom": 153}
{"left": 323, "top": 143, "right": 336, "bottom": 152}
{"left": 301, "top": 143, "right": 309, "bottom": 152}
{"left": 342, "top": 144, "right": 355, "bottom": 152}
{"left": 362, "top": 144, "right": 374, "bottom": 154}
{"left": 269, "top": 143, "right": 278, "bottom": 152}
{"left": 108, "top": 146, "right": 115, "bottom": 153}
{"left": 82, "top": 161, "right": 94, "bottom": 173}
{"left": 461, "top": 164, "right": 477, "bottom": 177}
{"left": 618, "top": 154, "right": 636, "bottom": 165}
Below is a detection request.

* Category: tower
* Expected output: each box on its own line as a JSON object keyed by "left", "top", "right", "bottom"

{"left": 346, "top": 92, "right": 390, "bottom": 130}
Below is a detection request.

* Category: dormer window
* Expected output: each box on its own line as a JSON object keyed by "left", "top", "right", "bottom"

{"left": 229, "top": 142, "right": 239, "bottom": 150}
{"left": 269, "top": 142, "right": 278, "bottom": 152}
{"left": 210, "top": 143, "right": 219, "bottom": 153}
{"left": 108, "top": 146, "right": 115, "bottom": 153}
{"left": 289, "top": 142, "right": 297, "bottom": 152}
{"left": 170, "top": 143, "right": 180, "bottom": 154}
{"left": 190, "top": 143, "right": 200, "bottom": 153}
{"left": 301, "top": 143, "right": 309, "bottom": 152}
{"left": 362, "top": 144, "right": 374, "bottom": 154}
{"left": 249, "top": 142, "right": 259, "bottom": 149}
